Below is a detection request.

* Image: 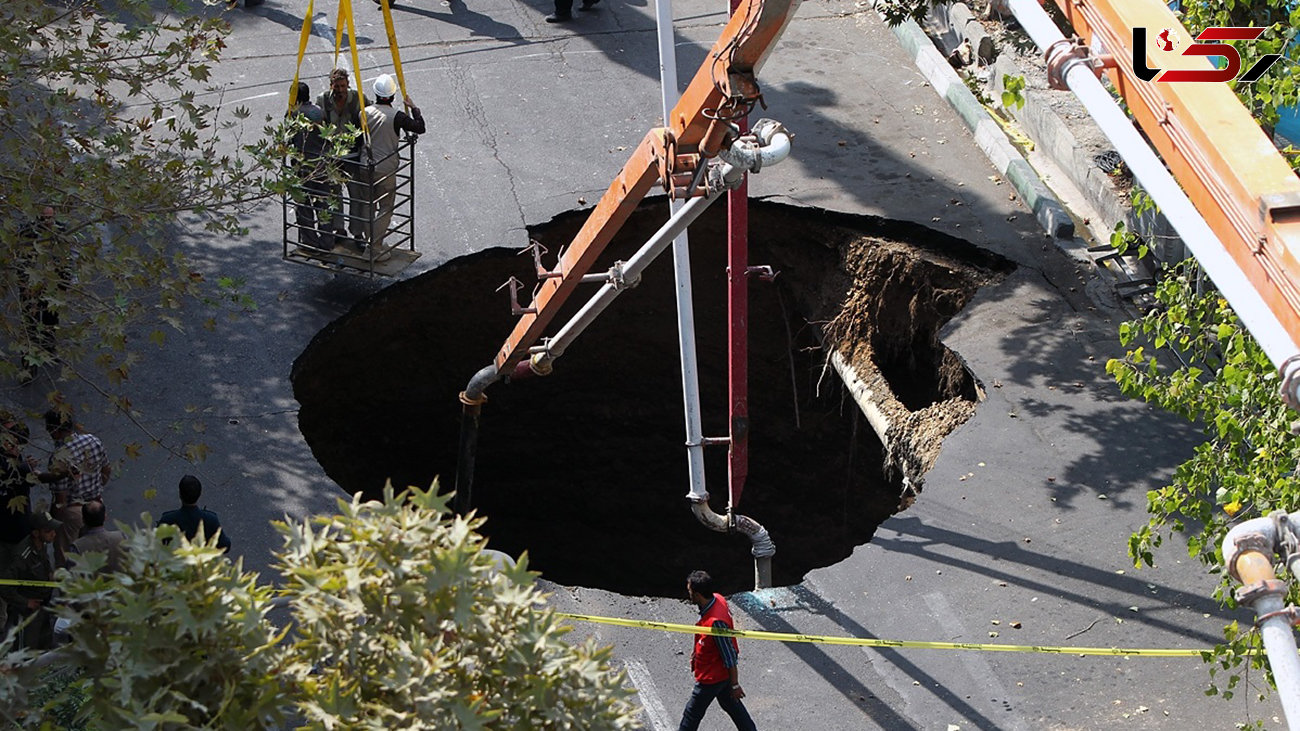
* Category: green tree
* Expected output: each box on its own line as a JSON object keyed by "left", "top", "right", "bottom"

{"left": 1107, "top": 260, "right": 1299, "bottom": 696}
{"left": 0, "top": 0, "right": 280, "bottom": 456}
{"left": 1173, "top": 0, "right": 1300, "bottom": 148}
{"left": 7, "top": 485, "right": 641, "bottom": 729}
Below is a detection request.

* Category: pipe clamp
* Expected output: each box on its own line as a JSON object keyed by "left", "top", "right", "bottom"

{"left": 1237, "top": 578, "right": 1289, "bottom": 606}
{"left": 1045, "top": 37, "right": 1097, "bottom": 91}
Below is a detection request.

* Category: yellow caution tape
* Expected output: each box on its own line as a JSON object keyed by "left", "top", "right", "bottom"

{"left": 0, "top": 576, "right": 1209, "bottom": 658}
{"left": 554, "top": 612, "right": 1209, "bottom": 658}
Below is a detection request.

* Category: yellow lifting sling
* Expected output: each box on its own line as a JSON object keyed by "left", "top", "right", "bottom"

{"left": 287, "top": 0, "right": 411, "bottom": 130}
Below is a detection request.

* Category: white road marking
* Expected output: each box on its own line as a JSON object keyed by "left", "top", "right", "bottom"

{"left": 923, "top": 592, "right": 1029, "bottom": 731}
{"left": 623, "top": 657, "right": 675, "bottom": 731}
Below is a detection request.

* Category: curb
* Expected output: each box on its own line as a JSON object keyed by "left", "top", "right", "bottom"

{"left": 887, "top": 17, "right": 1075, "bottom": 240}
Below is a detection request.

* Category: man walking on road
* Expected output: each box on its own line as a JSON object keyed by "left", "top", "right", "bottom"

{"left": 678, "top": 570, "right": 758, "bottom": 731}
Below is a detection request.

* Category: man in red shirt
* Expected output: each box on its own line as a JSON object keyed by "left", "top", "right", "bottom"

{"left": 678, "top": 570, "right": 758, "bottom": 731}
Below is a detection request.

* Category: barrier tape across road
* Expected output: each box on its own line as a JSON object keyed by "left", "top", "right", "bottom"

{"left": 0, "top": 579, "right": 1210, "bottom": 657}
{"left": 553, "top": 612, "right": 1209, "bottom": 657}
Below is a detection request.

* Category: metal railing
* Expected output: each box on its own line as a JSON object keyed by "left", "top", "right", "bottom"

{"left": 281, "top": 135, "right": 420, "bottom": 276}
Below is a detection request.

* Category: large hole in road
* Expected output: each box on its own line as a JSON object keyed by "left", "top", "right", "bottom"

{"left": 293, "top": 200, "right": 1013, "bottom": 597}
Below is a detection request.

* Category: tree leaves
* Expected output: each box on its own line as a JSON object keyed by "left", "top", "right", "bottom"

{"left": 11, "top": 483, "right": 641, "bottom": 728}
{"left": 1109, "top": 260, "right": 1300, "bottom": 698}
{"left": 0, "top": 0, "right": 294, "bottom": 460}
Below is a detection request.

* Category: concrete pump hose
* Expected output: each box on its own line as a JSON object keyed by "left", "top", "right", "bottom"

{"left": 733, "top": 514, "right": 776, "bottom": 559}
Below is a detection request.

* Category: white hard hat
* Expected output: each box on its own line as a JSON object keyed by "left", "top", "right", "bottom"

{"left": 373, "top": 74, "right": 397, "bottom": 98}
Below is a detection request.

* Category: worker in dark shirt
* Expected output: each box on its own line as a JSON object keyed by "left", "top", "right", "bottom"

{"left": 1, "top": 511, "right": 61, "bottom": 649}
{"left": 157, "top": 474, "right": 231, "bottom": 552}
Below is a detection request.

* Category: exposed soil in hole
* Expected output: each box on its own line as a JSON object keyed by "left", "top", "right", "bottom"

{"left": 293, "top": 200, "right": 1013, "bottom": 597}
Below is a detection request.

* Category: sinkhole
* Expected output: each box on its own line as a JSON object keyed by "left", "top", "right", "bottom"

{"left": 292, "top": 200, "right": 1013, "bottom": 597}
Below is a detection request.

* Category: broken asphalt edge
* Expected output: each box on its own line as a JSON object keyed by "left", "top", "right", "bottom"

{"left": 886, "top": 16, "right": 1076, "bottom": 241}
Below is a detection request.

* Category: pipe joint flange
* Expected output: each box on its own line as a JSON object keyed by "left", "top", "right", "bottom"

{"left": 1234, "top": 531, "right": 1273, "bottom": 556}
{"left": 1228, "top": 531, "right": 1274, "bottom": 582}
{"left": 707, "top": 161, "right": 744, "bottom": 193}
{"left": 751, "top": 118, "right": 790, "bottom": 147}
{"left": 528, "top": 352, "right": 554, "bottom": 376}
{"left": 1044, "top": 37, "right": 1095, "bottom": 91}
{"left": 1237, "top": 578, "right": 1289, "bottom": 607}
{"left": 459, "top": 390, "right": 487, "bottom": 407}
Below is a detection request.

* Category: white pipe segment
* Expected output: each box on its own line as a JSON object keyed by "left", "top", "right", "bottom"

{"left": 1220, "top": 515, "right": 1300, "bottom": 726}
{"left": 1007, "top": 0, "right": 1300, "bottom": 381}
{"left": 653, "top": 0, "right": 711, "bottom": 506}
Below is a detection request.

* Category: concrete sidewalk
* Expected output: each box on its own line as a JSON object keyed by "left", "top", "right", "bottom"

{"left": 10, "top": 0, "right": 1279, "bottom": 727}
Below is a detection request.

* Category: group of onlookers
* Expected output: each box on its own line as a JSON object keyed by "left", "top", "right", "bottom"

{"left": 0, "top": 410, "right": 230, "bottom": 651}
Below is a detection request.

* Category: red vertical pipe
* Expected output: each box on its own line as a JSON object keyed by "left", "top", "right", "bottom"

{"left": 727, "top": 0, "right": 749, "bottom": 511}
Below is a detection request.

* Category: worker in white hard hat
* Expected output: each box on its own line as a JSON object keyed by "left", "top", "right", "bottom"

{"left": 360, "top": 73, "right": 426, "bottom": 259}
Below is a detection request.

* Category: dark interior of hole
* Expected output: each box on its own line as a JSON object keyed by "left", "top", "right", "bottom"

{"left": 293, "top": 200, "right": 1004, "bottom": 597}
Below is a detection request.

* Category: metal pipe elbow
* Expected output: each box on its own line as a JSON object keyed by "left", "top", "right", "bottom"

{"left": 1221, "top": 515, "right": 1281, "bottom": 583}
{"left": 716, "top": 118, "right": 792, "bottom": 174}
{"left": 691, "top": 499, "right": 730, "bottom": 533}
{"left": 461, "top": 363, "right": 501, "bottom": 405}
{"left": 751, "top": 118, "right": 792, "bottom": 168}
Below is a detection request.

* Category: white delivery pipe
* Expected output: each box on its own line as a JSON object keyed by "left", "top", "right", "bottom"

{"left": 1220, "top": 514, "right": 1300, "bottom": 726}
{"left": 654, "top": 0, "right": 711, "bottom": 508}
{"left": 1006, "top": 0, "right": 1300, "bottom": 388}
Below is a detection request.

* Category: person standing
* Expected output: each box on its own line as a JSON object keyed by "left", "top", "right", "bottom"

{"left": 38, "top": 410, "right": 109, "bottom": 567}
{"left": 0, "top": 511, "right": 61, "bottom": 650}
{"left": 157, "top": 474, "right": 231, "bottom": 552}
{"left": 70, "top": 500, "right": 125, "bottom": 573}
{"left": 546, "top": 0, "right": 599, "bottom": 23}
{"left": 317, "top": 68, "right": 365, "bottom": 249}
{"left": 361, "top": 73, "right": 425, "bottom": 257}
{"left": 287, "top": 81, "right": 330, "bottom": 248}
{"left": 678, "top": 570, "right": 758, "bottom": 731}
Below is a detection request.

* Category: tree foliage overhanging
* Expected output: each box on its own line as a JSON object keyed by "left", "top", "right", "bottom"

{"left": 2, "top": 485, "right": 642, "bottom": 729}
{"left": 1104, "top": 0, "right": 1300, "bottom": 703}
{"left": 0, "top": 0, "right": 286, "bottom": 447}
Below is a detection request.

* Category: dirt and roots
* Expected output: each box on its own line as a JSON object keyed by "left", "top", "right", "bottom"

{"left": 293, "top": 200, "right": 1012, "bottom": 596}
